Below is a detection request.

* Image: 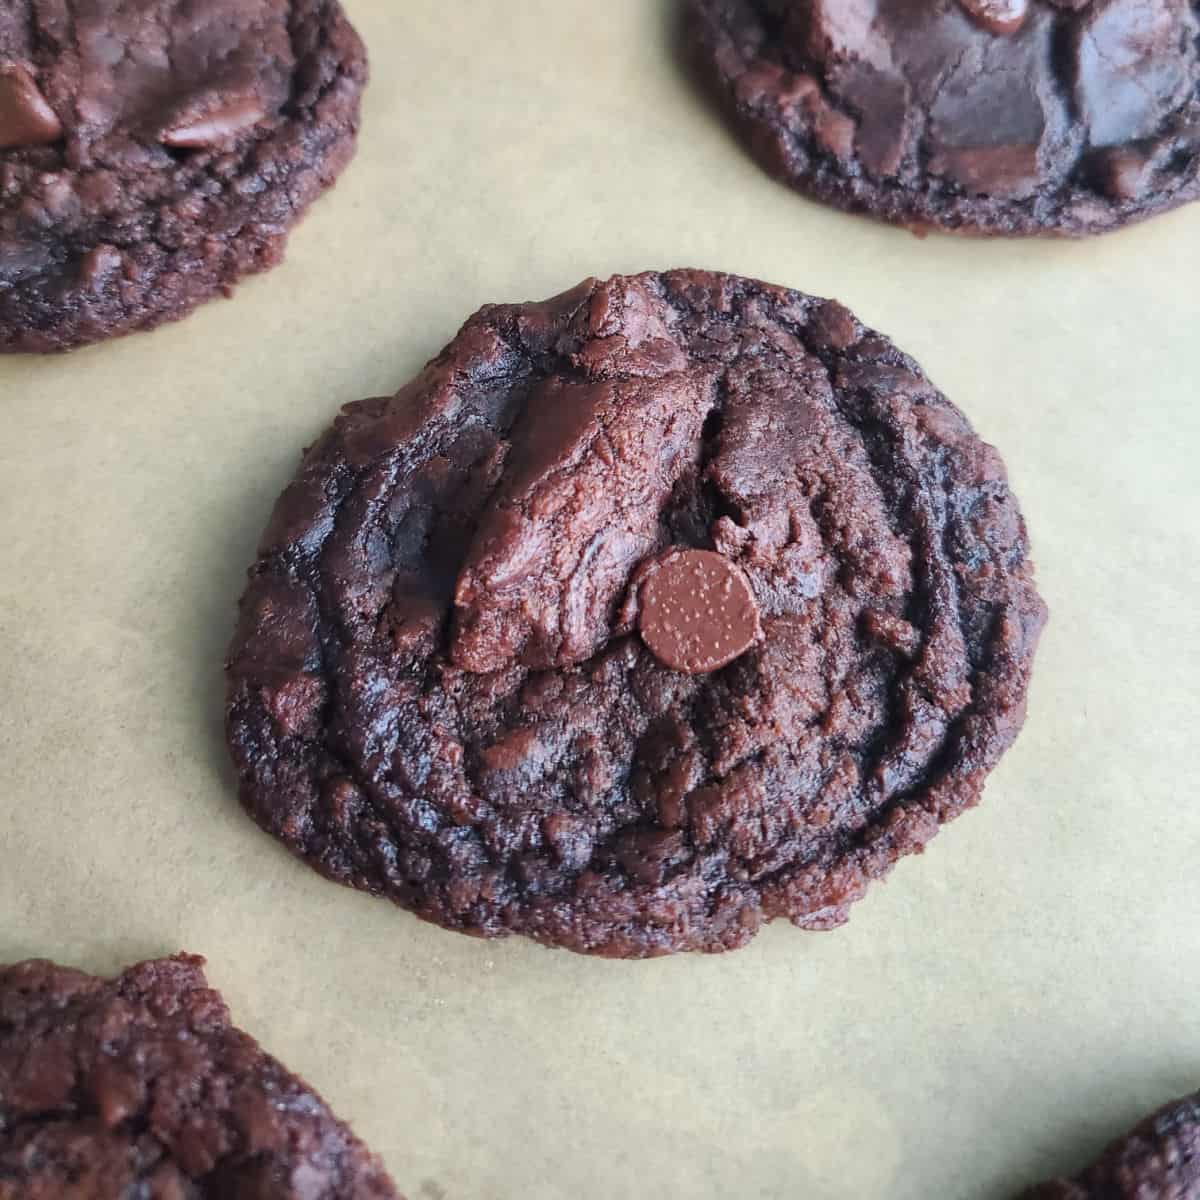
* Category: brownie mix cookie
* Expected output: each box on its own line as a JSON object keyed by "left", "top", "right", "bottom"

{"left": 1020, "top": 1090, "right": 1200, "bottom": 1198}
{"left": 0, "top": 955, "right": 401, "bottom": 1199}
{"left": 687, "top": 0, "right": 1200, "bottom": 236}
{"left": 0, "top": 0, "right": 366, "bottom": 352}
{"left": 226, "top": 269, "right": 1047, "bottom": 958}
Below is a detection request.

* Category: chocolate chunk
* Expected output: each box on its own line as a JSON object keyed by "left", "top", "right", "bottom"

{"left": 688, "top": 0, "right": 1200, "bottom": 235}
{"left": 805, "top": 0, "right": 893, "bottom": 70}
{"left": 637, "top": 549, "right": 761, "bottom": 674}
{"left": 927, "top": 27, "right": 1056, "bottom": 199}
{"left": 0, "top": 956, "right": 403, "bottom": 1199}
{"left": 226, "top": 269, "right": 1046, "bottom": 957}
{"left": 0, "top": 62, "right": 62, "bottom": 149}
{"left": 1072, "top": 0, "right": 1195, "bottom": 148}
{"left": 161, "top": 94, "right": 267, "bottom": 148}
{"left": 833, "top": 60, "right": 912, "bottom": 179}
{"left": 0, "top": 1, "right": 367, "bottom": 353}
{"left": 450, "top": 293, "right": 713, "bottom": 673}
{"left": 1018, "top": 1090, "right": 1200, "bottom": 1198}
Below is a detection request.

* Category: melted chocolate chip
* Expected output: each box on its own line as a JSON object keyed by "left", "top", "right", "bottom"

{"left": 638, "top": 549, "right": 761, "bottom": 674}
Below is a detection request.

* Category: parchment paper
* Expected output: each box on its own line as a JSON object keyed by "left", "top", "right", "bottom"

{"left": 2, "top": 3, "right": 1198, "bottom": 1197}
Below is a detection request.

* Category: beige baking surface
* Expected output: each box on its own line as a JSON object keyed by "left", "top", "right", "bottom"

{"left": 2, "top": 3, "right": 1199, "bottom": 1197}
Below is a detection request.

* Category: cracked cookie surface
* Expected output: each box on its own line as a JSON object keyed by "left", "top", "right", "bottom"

{"left": 1019, "top": 1090, "right": 1200, "bottom": 1198}
{"left": 0, "top": 955, "right": 401, "bottom": 1199}
{"left": 0, "top": 0, "right": 366, "bottom": 352}
{"left": 687, "top": 0, "right": 1200, "bottom": 236}
{"left": 225, "top": 269, "right": 1046, "bottom": 958}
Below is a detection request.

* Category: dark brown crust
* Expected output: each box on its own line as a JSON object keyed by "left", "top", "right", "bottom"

{"left": 0, "top": 955, "right": 402, "bottom": 1199}
{"left": 686, "top": 0, "right": 1200, "bottom": 237}
{"left": 0, "top": 0, "right": 367, "bottom": 353}
{"left": 1018, "top": 1091, "right": 1200, "bottom": 1198}
{"left": 225, "top": 269, "right": 1047, "bottom": 958}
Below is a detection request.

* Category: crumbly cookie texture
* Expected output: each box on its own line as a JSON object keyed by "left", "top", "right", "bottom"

{"left": 1019, "top": 1091, "right": 1200, "bottom": 1198}
{"left": 0, "top": 0, "right": 367, "bottom": 352}
{"left": 227, "top": 269, "right": 1046, "bottom": 957}
{"left": 0, "top": 955, "right": 401, "bottom": 1199}
{"left": 688, "top": 0, "right": 1200, "bottom": 236}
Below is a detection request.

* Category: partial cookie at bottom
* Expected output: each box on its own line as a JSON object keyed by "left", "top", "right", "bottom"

{"left": 0, "top": 955, "right": 401, "bottom": 1199}
{"left": 1019, "top": 1090, "right": 1200, "bottom": 1198}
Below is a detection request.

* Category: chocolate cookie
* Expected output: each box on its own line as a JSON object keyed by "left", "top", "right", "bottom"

{"left": 687, "top": 0, "right": 1200, "bottom": 236}
{"left": 0, "top": 0, "right": 366, "bottom": 353}
{"left": 1020, "top": 1091, "right": 1200, "bottom": 1198}
{"left": 226, "top": 269, "right": 1046, "bottom": 958}
{"left": 0, "top": 955, "right": 401, "bottom": 1199}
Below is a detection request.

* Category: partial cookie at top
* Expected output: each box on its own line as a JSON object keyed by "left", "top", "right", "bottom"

{"left": 1018, "top": 1090, "right": 1200, "bottom": 1198}
{"left": 687, "top": 0, "right": 1200, "bottom": 236}
{"left": 0, "top": 0, "right": 367, "bottom": 353}
{"left": 225, "top": 269, "right": 1046, "bottom": 958}
{"left": 0, "top": 955, "right": 401, "bottom": 1199}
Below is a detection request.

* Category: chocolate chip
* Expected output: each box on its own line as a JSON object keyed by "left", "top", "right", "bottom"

{"left": 638, "top": 549, "right": 761, "bottom": 675}
{"left": 0, "top": 63, "right": 63, "bottom": 150}
{"left": 957, "top": 0, "right": 1030, "bottom": 34}
{"left": 77, "top": 243, "right": 123, "bottom": 293}
{"left": 161, "top": 95, "right": 266, "bottom": 149}
{"left": 812, "top": 99, "right": 857, "bottom": 160}
{"left": 809, "top": 300, "right": 859, "bottom": 352}
{"left": 89, "top": 1058, "right": 142, "bottom": 1129}
{"left": 1089, "top": 143, "right": 1157, "bottom": 200}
